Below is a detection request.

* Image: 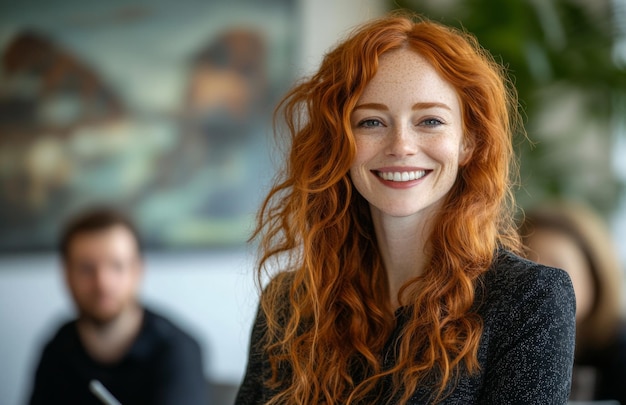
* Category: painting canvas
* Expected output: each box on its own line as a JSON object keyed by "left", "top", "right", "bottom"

{"left": 0, "top": 0, "right": 297, "bottom": 251}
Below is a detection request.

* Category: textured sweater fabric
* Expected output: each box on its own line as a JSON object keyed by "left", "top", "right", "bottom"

{"left": 28, "top": 308, "right": 208, "bottom": 405}
{"left": 235, "top": 249, "right": 576, "bottom": 404}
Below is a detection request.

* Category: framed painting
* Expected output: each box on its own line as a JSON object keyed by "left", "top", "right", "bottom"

{"left": 0, "top": 0, "right": 297, "bottom": 251}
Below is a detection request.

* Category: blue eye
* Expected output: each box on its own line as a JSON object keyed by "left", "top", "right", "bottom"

{"left": 421, "top": 118, "right": 443, "bottom": 127}
{"left": 358, "top": 119, "right": 384, "bottom": 128}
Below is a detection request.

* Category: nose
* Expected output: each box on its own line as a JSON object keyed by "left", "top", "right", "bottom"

{"left": 385, "top": 124, "right": 417, "bottom": 157}
{"left": 93, "top": 266, "right": 115, "bottom": 291}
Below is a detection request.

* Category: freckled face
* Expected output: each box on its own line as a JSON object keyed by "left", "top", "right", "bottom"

{"left": 349, "top": 48, "right": 470, "bottom": 220}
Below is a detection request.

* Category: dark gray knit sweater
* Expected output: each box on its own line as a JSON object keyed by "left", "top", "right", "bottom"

{"left": 235, "top": 249, "right": 576, "bottom": 404}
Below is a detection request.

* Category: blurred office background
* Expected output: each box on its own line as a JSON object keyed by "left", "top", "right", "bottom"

{"left": 0, "top": 0, "right": 385, "bottom": 403}
{"left": 0, "top": 0, "right": 625, "bottom": 404}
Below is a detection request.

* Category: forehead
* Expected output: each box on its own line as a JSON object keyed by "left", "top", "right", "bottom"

{"left": 357, "top": 48, "right": 459, "bottom": 105}
{"left": 67, "top": 225, "right": 139, "bottom": 258}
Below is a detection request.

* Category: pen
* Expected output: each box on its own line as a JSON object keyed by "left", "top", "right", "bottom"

{"left": 89, "top": 379, "right": 122, "bottom": 405}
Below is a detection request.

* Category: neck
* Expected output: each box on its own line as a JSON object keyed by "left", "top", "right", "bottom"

{"left": 77, "top": 303, "right": 143, "bottom": 364}
{"left": 371, "top": 210, "right": 433, "bottom": 310}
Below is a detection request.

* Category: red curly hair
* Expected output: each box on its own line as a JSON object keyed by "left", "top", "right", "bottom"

{"left": 252, "top": 12, "right": 522, "bottom": 405}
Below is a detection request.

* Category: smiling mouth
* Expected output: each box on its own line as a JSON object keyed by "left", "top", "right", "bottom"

{"left": 376, "top": 170, "right": 428, "bottom": 182}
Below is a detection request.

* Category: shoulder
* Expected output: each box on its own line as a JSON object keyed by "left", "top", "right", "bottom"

{"left": 51, "top": 319, "right": 77, "bottom": 340}
{"left": 140, "top": 308, "right": 202, "bottom": 355}
{"left": 33, "top": 319, "right": 79, "bottom": 375}
{"left": 474, "top": 250, "right": 577, "bottom": 402}
{"left": 478, "top": 249, "right": 576, "bottom": 329}
{"left": 263, "top": 271, "right": 295, "bottom": 297}
{"left": 248, "top": 271, "right": 295, "bottom": 329}
{"left": 484, "top": 248, "right": 575, "bottom": 303}
{"left": 247, "top": 271, "right": 297, "bottom": 352}
{"left": 40, "top": 319, "right": 78, "bottom": 355}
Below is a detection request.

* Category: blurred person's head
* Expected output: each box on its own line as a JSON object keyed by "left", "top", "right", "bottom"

{"left": 59, "top": 207, "right": 143, "bottom": 325}
{"left": 520, "top": 200, "right": 624, "bottom": 352}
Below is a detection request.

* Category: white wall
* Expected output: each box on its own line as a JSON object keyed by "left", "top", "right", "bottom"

{"left": 0, "top": 1, "right": 385, "bottom": 404}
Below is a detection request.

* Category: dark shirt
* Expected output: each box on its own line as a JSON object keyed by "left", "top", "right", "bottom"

{"left": 235, "top": 249, "right": 576, "bottom": 404}
{"left": 29, "top": 308, "right": 208, "bottom": 405}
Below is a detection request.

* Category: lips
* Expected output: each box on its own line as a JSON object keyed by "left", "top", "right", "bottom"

{"left": 376, "top": 170, "right": 427, "bottom": 182}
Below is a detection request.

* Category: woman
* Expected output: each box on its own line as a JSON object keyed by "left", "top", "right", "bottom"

{"left": 236, "top": 13, "right": 575, "bottom": 404}
{"left": 520, "top": 200, "right": 626, "bottom": 404}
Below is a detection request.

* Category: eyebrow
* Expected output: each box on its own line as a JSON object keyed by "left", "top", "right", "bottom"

{"left": 352, "top": 102, "right": 452, "bottom": 112}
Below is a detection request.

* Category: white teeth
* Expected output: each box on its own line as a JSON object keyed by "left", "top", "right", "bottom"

{"left": 378, "top": 170, "right": 426, "bottom": 182}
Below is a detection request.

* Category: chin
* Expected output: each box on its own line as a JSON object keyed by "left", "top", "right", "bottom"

{"left": 81, "top": 306, "right": 124, "bottom": 325}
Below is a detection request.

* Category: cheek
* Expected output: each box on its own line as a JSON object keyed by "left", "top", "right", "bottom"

{"left": 121, "top": 269, "right": 141, "bottom": 292}
{"left": 431, "top": 142, "right": 464, "bottom": 172}
{"left": 350, "top": 141, "right": 372, "bottom": 175}
{"left": 68, "top": 274, "right": 92, "bottom": 294}
{"left": 348, "top": 166, "right": 367, "bottom": 195}
{"left": 352, "top": 138, "right": 375, "bottom": 162}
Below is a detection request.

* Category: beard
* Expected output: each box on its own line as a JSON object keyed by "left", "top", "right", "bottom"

{"left": 77, "top": 294, "right": 129, "bottom": 326}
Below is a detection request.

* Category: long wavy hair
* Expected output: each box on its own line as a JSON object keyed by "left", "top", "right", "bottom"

{"left": 252, "top": 12, "right": 522, "bottom": 405}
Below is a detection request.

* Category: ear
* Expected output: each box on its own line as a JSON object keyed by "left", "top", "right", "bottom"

{"left": 459, "top": 134, "right": 475, "bottom": 166}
